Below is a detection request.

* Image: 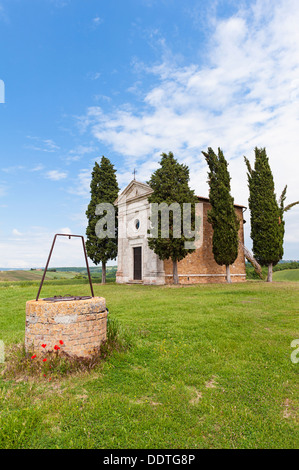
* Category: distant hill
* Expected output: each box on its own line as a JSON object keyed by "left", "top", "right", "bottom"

{"left": 0, "top": 270, "right": 43, "bottom": 281}
{"left": 0, "top": 266, "right": 118, "bottom": 282}
{"left": 48, "top": 266, "right": 117, "bottom": 273}
{"left": 0, "top": 266, "right": 117, "bottom": 272}
{"left": 0, "top": 270, "right": 79, "bottom": 282}
{"left": 273, "top": 270, "right": 299, "bottom": 281}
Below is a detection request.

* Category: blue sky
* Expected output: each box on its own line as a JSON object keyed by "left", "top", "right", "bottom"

{"left": 0, "top": 0, "right": 298, "bottom": 268}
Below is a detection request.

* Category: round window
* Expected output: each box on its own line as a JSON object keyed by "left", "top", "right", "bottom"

{"left": 135, "top": 219, "right": 140, "bottom": 230}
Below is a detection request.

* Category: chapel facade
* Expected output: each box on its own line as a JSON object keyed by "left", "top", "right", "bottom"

{"left": 114, "top": 180, "right": 246, "bottom": 284}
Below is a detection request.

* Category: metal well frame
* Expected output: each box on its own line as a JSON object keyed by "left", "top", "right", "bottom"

{"left": 35, "top": 234, "right": 94, "bottom": 301}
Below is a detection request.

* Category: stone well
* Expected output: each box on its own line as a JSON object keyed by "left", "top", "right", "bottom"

{"left": 25, "top": 296, "right": 107, "bottom": 358}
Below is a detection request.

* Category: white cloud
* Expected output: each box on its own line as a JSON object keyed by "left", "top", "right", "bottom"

{"left": 68, "top": 168, "right": 91, "bottom": 197}
{"left": 30, "top": 164, "right": 44, "bottom": 172}
{"left": 0, "top": 226, "right": 95, "bottom": 269}
{"left": 43, "top": 139, "right": 60, "bottom": 151}
{"left": 87, "top": 72, "right": 101, "bottom": 80}
{"left": 0, "top": 4, "right": 9, "bottom": 23}
{"left": 92, "top": 16, "right": 103, "bottom": 27}
{"left": 283, "top": 208, "right": 299, "bottom": 243}
{"left": 78, "top": 0, "right": 299, "bottom": 257}
{"left": 25, "top": 136, "right": 60, "bottom": 153}
{"left": 12, "top": 228, "right": 22, "bottom": 237}
{"left": 2, "top": 165, "right": 25, "bottom": 174}
{"left": 0, "top": 182, "right": 7, "bottom": 197}
{"left": 45, "top": 170, "right": 68, "bottom": 181}
{"left": 64, "top": 144, "right": 96, "bottom": 163}
{"left": 59, "top": 227, "right": 72, "bottom": 235}
{"left": 94, "top": 94, "right": 112, "bottom": 103}
{"left": 69, "top": 205, "right": 89, "bottom": 228}
{"left": 81, "top": 1, "right": 299, "bottom": 196}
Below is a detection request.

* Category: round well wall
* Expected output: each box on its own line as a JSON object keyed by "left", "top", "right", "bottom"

{"left": 25, "top": 296, "right": 107, "bottom": 358}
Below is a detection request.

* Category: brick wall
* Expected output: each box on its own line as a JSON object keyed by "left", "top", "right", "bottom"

{"left": 164, "top": 202, "right": 246, "bottom": 284}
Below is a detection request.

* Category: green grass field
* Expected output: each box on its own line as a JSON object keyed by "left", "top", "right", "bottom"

{"left": 273, "top": 269, "right": 299, "bottom": 282}
{"left": 0, "top": 280, "right": 298, "bottom": 449}
{"left": 0, "top": 270, "right": 43, "bottom": 282}
{"left": 0, "top": 267, "right": 117, "bottom": 283}
{"left": 0, "top": 270, "right": 79, "bottom": 282}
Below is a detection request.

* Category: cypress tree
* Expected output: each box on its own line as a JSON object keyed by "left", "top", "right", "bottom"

{"left": 245, "top": 148, "right": 299, "bottom": 282}
{"left": 244, "top": 147, "right": 282, "bottom": 282}
{"left": 202, "top": 147, "right": 240, "bottom": 283}
{"left": 147, "top": 152, "right": 198, "bottom": 285}
{"left": 86, "top": 157, "right": 119, "bottom": 284}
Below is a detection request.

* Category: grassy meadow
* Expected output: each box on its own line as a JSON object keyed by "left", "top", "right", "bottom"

{"left": 0, "top": 279, "right": 298, "bottom": 449}
{"left": 0, "top": 270, "right": 80, "bottom": 282}
{"left": 273, "top": 270, "right": 299, "bottom": 282}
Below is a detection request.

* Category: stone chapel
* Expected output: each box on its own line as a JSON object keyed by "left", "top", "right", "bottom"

{"left": 114, "top": 179, "right": 246, "bottom": 284}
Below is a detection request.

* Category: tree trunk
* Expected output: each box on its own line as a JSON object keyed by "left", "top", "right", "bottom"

{"left": 173, "top": 259, "right": 179, "bottom": 285}
{"left": 226, "top": 265, "right": 232, "bottom": 283}
{"left": 102, "top": 261, "right": 106, "bottom": 284}
{"left": 239, "top": 241, "right": 264, "bottom": 280}
{"left": 267, "top": 263, "right": 273, "bottom": 282}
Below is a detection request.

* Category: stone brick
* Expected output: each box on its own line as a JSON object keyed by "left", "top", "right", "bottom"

{"left": 25, "top": 297, "right": 107, "bottom": 358}
{"left": 164, "top": 201, "right": 246, "bottom": 284}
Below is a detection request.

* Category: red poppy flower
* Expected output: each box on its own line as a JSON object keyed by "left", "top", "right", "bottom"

{"left": 43, "top": 358, "right": 47, "bottom": 362}
{"left": 54, "top": 345, "right": 60, "bottom": 351}
{"left": 31, "top": 354, "right": 36, "bottom": 359}
{"left": 41, "top": 344, "right": 47, "bottom": 348}
{"left": 59, "top": 340, "right": 64, "bottom": 345}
